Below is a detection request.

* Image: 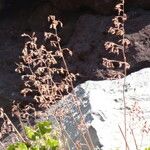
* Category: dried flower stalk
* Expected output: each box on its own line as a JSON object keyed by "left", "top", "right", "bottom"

{"left": 102, "top": 0, "right": 130, "bottom": 149}
{"left": 15, "top": 15, "right": 95, "bottom": 149}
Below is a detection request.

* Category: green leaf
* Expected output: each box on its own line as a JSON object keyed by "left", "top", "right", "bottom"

{"left": 29, "top": 145, "right": 40, "bottom": 150}
{"left": 7, "top": 143, "right": 28, "bottom": 150}
{"left": 25, "top": 126, "right": 40, "bottom": 140}
{"left": 46, "top": 138, "right": 59, "bottom": 150}
{"left": 7, "top": 121, "right": 58, "bottom": 150}
{"left": 36, "top": 121, "right": 52, "bottom": 135}
{"left": 16, "top": 143, "right": 28, "bottom": 150}
{"left": 7, "top": 144, "right": 16, "bottom": 150}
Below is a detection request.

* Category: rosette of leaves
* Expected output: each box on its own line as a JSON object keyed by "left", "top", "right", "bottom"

{"left": 7, "top": 121, "right": 59, "bottom": 150}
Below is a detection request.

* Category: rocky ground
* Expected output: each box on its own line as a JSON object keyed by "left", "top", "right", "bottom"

{"left": 0, "top": 0, "right": 150, "bottom": 112}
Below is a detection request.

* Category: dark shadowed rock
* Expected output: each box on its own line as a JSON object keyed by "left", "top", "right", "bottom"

{"left": 0, "top": 1, "right": 3, "bottom": 11}
{"left": 1, "top": 0, "right": 150, "bottom": 14}
{"left": 126, "top": 14, "right": 150, "bottom": 72}
{"left": 50, "top": 0, "right": 116, "bottom": 15}
{"left": 129, "top": 0, "right": 150, "bottom": 10}
{"left": 67, "top": 10, "right": 150, "bottom": 80}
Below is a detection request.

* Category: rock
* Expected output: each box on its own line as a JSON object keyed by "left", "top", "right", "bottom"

{"left": 139, "top": 1, "right": 150, "bottom": 9}
{"left": 1, "top": 0, "right": 150, "bottom": 14}
{"left": 0, "top": 0, "right": 4, "bottom": 11}
{"left": 48, "top": 0, "right": 150, "bottom": 14}
{"left": 50, "top": 0, "right": 116, "bottom": 15}
{"left": 1, "top": 0, "right": 150, "bottom": 16}
{"left": 67, "top": 14, "right": 110, "bottom": 80}
{"left": 67, "top": 10, "right": 150, "bottom": 80}
{"left": 126, "top": 11, "right": 150, "bottom": 72}
{"left": 76, "top": 67, "right": 150, "bottom": 150}
{"left": 47, "top": 68, "right": 150, "bottom": 150}
{"left": 129, "top": 0, "right": 150, "bottom": 10}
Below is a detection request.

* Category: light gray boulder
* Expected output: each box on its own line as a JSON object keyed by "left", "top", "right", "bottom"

{"left": 78, "top": 67, "right": 150, "bottom": 150}
{"left": 48, "top": 68, "right": 150, "bottom": 150}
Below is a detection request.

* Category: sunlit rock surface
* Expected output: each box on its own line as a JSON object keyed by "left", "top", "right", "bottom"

{"left": 49, "top": 68, "right": 150, "bottom": 150}
{"left": 77, "top": 68, "right": 150, "bottom": 150}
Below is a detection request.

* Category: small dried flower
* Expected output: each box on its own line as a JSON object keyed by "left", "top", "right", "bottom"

{"left": 102, "top": 58, "right": 115, "bottom": 68}
{"left": 0, "top": 108, "right": 4, "bottom": 118}
{"left": 48, "top": 15, "right": 63, "bottom": 29}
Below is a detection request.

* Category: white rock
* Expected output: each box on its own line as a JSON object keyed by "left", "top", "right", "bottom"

{"left": 47, "top": 68, "right": 150, "bottom": 150}
{"left": 77, "top": 68, "right": 150, "bottom": 150}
